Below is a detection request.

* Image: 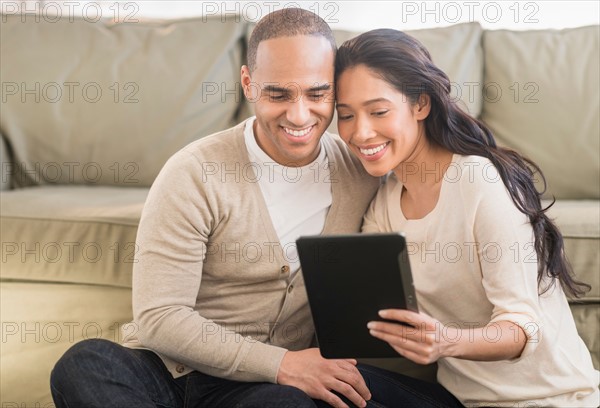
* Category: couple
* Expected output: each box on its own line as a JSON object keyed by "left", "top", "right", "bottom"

{"left": 50, "top": 8, "right": 599, "bottom": 408}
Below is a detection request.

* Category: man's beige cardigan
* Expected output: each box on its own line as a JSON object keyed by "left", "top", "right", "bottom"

{"left": 123, "top": 120, "right": 380, "bottom": 383}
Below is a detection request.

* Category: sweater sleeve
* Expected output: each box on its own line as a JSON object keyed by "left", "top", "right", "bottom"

{"left": 464, "top": 158, "right": 542, "bottom": 360}
{"left": 132, "top": 149, "right": 287, "bottom": 383}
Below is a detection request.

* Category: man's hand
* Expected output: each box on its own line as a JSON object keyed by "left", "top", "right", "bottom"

{"left": 276, "top": 348, "right": 371, "bottom": 408}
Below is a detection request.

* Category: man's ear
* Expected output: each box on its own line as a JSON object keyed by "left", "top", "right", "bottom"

{"left": 240, "top": 65, "right": 256, "bottom": 101}
{"left": 414, "top": 94, "right": 431, "bottom": 120}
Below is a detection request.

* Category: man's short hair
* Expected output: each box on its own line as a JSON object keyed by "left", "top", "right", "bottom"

{"left": 247, "top": 8, "right": 337, "bottom": 73}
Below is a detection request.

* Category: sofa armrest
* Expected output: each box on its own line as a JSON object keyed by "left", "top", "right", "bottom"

{"left": 1, "top": 133, "right": 12, "bottom": 191}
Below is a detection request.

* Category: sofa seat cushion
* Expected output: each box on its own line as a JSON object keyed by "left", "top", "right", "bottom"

{"left": 544, "top": 200, "right": 600, "bottom": 302}
{"left": 1, "top": 185, "right": 148, "bottom": 287}
{"left": 0, "top": 281, "right": 133, "bottom": 406}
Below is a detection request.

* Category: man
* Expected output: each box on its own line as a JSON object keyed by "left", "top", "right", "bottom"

{"left": 50, "top": 8, "right": 380, "bottom": 408}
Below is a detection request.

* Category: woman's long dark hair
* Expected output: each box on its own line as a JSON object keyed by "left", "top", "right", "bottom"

{"left": 335, "top": 29, "right": 589, "bottom": 298}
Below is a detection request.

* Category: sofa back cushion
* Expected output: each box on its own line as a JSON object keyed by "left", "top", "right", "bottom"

{"left": 481, "top": 26, "right": 599, "bottom": 199}
{"left": 1, "top": 16, "right": 246, "bottom": 187}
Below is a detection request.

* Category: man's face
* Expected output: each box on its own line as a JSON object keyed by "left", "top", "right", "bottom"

{"left": 241, "top": 35, "right": 335, "bottom": 167}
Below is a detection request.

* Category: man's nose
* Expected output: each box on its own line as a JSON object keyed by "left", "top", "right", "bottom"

{"left": 286, "top": 96, "right": 311, "bottom": 126}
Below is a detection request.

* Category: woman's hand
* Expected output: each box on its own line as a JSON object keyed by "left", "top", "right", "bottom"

{"left": 367, "top": 309, "right": 458, "bottom": 365}
{"left": 368, "top": 310, "right": 529, "bottom": 363}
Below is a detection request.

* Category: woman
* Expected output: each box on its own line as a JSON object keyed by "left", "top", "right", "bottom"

{"left": 335, "top": 29, "right": 599, "bottom": 407}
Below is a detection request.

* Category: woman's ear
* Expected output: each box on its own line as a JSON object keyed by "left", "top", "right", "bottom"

{"left": 414, "top": 94, "right": 431, "bottom": 120}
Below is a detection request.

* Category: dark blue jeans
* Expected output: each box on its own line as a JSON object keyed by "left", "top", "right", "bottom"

{"left": 50, "top": 339, "right": 463, "bottom": 408}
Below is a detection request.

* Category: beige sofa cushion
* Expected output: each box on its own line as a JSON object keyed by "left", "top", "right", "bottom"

{"left": 544, "top": 200, "right": 600, "bottom": 302}
{"left": 481, "top": 26, "right": 600, "bottom": 199}
{"left": 1, "top": 186, "right": 147, "bottom": 287}
{"left": 0, "top": 281, "right": 133, "bottom": 406}
{"left": 238, "top": 23, "right": 484, "bottom": 133}
{"left": 0, "top": 134, "right": 10, "bottom": 191}
{"left": 1, "top": 16, "right": 246, "bottom": 187}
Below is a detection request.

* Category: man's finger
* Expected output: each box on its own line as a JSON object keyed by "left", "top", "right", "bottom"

{"left": 331, "top": 364, "right": 371, "bottom": 402}
{"left": 336, "top": 359, "right": 361, "bottom": 373}
{"left": 328, "top": 379, "right": 367, "bottom": 408}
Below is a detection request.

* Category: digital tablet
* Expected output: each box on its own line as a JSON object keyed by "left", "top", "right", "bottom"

{"left": 296, "top": 233, "right": 418, "bottom": 359}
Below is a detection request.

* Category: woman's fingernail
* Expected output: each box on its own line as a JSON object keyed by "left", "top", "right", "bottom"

{"left": 367, "top": 322, "right": 375, "bottom": 329}
{"left": 379, "top": 310, "right": 388, "bottom": 317}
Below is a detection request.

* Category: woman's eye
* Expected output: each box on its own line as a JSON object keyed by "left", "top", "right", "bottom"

{"left": 373, "top": 110, "right": 388, "bottom": 116}
{"left": 338, "top": 114, "right": 353, "bottom": 121}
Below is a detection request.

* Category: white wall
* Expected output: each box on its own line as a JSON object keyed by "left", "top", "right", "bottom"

{"left": 3, "top": 1, "right": 599, "bottom": 30}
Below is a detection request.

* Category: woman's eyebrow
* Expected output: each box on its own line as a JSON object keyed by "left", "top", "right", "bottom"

{"left": 337, "top": 98, "right": 391, "bottom": 108}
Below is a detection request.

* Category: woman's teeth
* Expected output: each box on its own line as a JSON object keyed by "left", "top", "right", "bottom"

{"left": 360, "top": 142, "right": 388, "bottom": 156}
{"left": 284, "top": 126, "right": 312, "bottom": 137}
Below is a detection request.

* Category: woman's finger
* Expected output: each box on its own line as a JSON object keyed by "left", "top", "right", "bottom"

{"left": 378, "top": 308, "right": 421, "bottom": 324}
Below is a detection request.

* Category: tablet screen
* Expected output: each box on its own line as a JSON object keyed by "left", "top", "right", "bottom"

{"left": 297, "top": 233, "right": 418, "bottom": 359}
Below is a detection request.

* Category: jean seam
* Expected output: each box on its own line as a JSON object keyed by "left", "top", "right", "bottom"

{"left": 133, "top": 349, "right": 181, "bottom": 408}
{"left": 50, "top": 382, "right": 72, "bottom": 408}
{"left": 359, "top": 365, "right": 458, "bottom": 408}
{"left": 366, "top": 400, "right": 387, "bottom": 408}
{"left": 183, "top": 374, "right": 192, "bottom": 408}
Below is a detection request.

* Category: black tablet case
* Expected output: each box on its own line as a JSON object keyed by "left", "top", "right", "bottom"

{"left": 297, "top": 233, "right": 418, "bottom": 358}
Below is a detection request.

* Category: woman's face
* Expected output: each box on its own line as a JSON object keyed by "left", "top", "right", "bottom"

{"left": 336, "top": 64, "right": 430, "bottom": 177}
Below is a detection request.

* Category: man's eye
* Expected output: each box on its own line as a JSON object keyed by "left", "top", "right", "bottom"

{"left": 268, "top": 94, "right": 285, "bottom": 101}
{"left": 308, "top": 93, "right": 325, "bottom": 100}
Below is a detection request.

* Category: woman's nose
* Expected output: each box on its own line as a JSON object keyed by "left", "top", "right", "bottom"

{"left": 353, "top": 116, "right": 376, "bottom": 142}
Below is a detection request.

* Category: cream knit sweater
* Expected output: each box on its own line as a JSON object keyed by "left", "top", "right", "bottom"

{"left": 363, "top": 154, "right": 599, "bottom": 407}
{"left": 122, "top": 120, "right": 380, "bottom": 383}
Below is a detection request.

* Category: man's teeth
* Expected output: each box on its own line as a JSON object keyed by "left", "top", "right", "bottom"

{"left": 284, "top": 126, "right": 312, "bottom": 137}
{"left": 360, "top": 143, "right": 388, "bottom": 156}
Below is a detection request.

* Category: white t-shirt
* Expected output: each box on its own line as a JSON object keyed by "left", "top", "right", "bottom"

{"left": 244, "top": 117, "right": 332, "bottom": 275}
{"left": 363, "top": 154, "right": 599, "bottom": 407}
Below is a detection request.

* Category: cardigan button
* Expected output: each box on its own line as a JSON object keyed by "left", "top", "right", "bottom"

{"left": 281, "top": 265, "right": 290, "bottom": 274}
{"left": 288, "top": 284, "right": 294, "bottom": 293}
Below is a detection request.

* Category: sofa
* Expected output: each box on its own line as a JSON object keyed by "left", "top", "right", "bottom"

{"left": 1, "top": 13, "right": 598, "bottom": 407}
